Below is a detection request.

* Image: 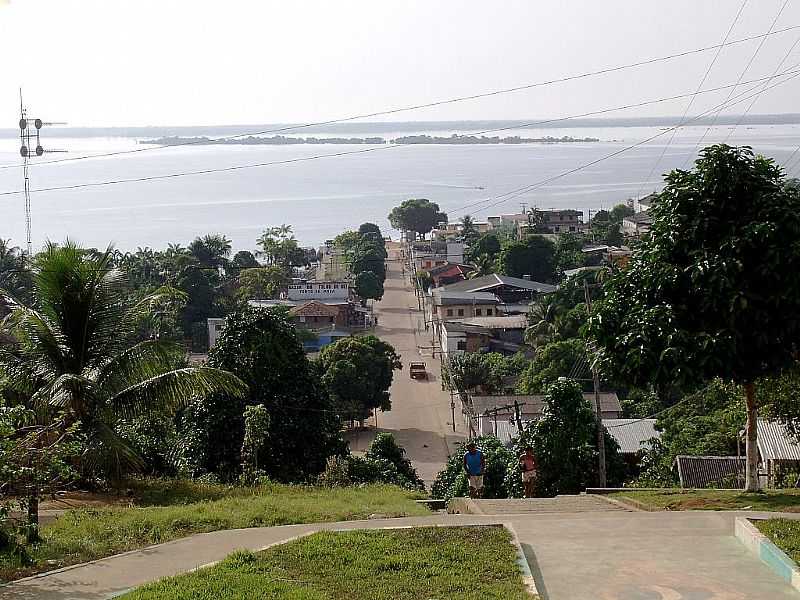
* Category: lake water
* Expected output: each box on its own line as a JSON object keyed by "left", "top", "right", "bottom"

{"left": 1, "top": 123, "right": 799, "bottom": 252}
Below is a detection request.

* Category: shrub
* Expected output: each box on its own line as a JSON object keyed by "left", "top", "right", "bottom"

{"left": 431, "top": 436, "right": 514, "bottom": 501}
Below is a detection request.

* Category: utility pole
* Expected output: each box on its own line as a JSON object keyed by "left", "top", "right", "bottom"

{"left": 583, "top": 279, "right": 607, "bottom": 488}
{"left": 520, "top": 202, "right": 527, "bottom": 215}
{"left": 513, "top": 399, "right": 524, "bottom": 430}
{"left": 450, "top": 391, "right": 457, "bottom": 433}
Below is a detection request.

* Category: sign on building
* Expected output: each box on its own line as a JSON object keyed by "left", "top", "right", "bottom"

{"left": 287, "top": 281, "right": 350, "bottom": 301}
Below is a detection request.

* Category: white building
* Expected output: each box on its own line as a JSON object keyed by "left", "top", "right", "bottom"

{"left": 207, "top": 317, "right": 226, "bottom": 349}
{"left": 287, "top": 281, "right": 350, "bottom": 301}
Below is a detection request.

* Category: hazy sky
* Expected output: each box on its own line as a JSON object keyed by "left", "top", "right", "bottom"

{"left": 2, "top": 0, "right": 800, "bottom": 126}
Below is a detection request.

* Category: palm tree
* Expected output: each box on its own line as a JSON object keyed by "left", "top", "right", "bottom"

{"left": 525, "top": 295, "right": 561, "bottom": 348}
{"left": 0, "top": 240, "right": 247, "bottom": 478}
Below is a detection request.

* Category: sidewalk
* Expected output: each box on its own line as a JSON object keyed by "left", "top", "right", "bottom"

{"left": 4, "top": 510, "right": 800, "bottom": 599}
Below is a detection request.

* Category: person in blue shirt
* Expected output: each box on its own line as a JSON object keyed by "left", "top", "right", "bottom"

{"left": 463, "top": 441, "right": 486, "bottom": 498}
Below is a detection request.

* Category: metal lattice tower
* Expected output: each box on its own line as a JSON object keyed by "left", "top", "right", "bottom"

{"left": 18, "top": 90, "right": 63, "bottom": 257}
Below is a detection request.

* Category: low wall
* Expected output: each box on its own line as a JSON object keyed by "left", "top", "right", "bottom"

{"left": 735, "top": 517, "right": 800, "bottom": 593}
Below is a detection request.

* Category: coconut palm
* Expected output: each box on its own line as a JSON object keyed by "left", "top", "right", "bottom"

{"left": 525, "top": 295, "right": 561, "bottom": 348}
{"left": 0, "top": 240, "right": 247, "bottom": 477}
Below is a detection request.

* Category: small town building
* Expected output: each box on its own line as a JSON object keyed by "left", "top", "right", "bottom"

{"left": 423, "top": 262, "right": 475, "bottom": 287}
{"left": 432, "top": 289, "right": 502, "bottom": 320}
{"left": 207, "top": 317, "right": 226, "bottom": 349}
{"left": 440, "top": 321, "right": 491, "bottom": 357}
{"left": 437, "top": 274, "right": 556, "bottom": 304}
{"left": 469, "top": 393, "right": 622, "bottom": 436}
{"left": 287, "top": 280, "right": 350, "bottom": 301}
{"left": 412, "top": 241, "right": 465, "bottom": 270}
{"left": 622, "top": 211, "right": 653, "bottom": 237}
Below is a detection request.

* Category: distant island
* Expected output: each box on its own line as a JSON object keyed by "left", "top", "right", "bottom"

{"left": 391, "top": 134, "right": 599, "bottom": 144}
{"left": 139, "top": 133, "right": 600, "bottom": 146}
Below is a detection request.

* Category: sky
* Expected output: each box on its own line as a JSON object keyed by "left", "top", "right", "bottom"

{"left": 1, "top": 0, "right": 800, "bottom": 126}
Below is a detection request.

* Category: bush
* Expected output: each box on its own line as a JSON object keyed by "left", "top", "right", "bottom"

{"left": 115, "top": 414, "right": 180, "bottom": 476}
{"left": 364, "top": 433, "right": 424, "bottom": 489}
{"left": 431, "top": 436, "right": 514, "bottom": 501}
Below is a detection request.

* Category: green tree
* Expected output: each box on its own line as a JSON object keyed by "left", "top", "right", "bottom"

{"left": 467, "top": 233, "right": 501, "bottom": 264}
{"left": 257, "top": 225, "right": 305, "bottom": 270}
{"left": 443, "top": 353, "right": 490, "bottom": 395}
{"left": 553, "top": 233, "right": 586, "bottom": 276}
{"left": 236, "top": 267, "right": 289, "bottom": 301}
{"left": 333, "top": 230, "right": 362, "bottom": 253}
{"left": 318, "top": 336, "right": 402, "bottom": 422}
{"left": 497, "top": 235, "right": 556, "bottom": 282}
{"left": 350, "top": 239, "right": 387, "bottom": 281}
{"left": 459, "top": 215, "right": 480, "bottom": 247}
{"left": 231, "top": 250, "right": 259, "bottom": 271}
{"left": 525, "top": 295, "right": 561, "bottom": 348}
{"left": 357, "top": 223, "right": 384, "bottom": 245}
{"left": 526, "top": 380, "right": 624, "bottom": 496}
{"left": 240, "top": 404, "right": 270, "bottom": 484}
{"left": 609, "top": 203, "right": 635, "bottom": 223}
{"left": 588, "top": 145, "right": 800, "bottom": 491}
{"left": 0, "top": 241, "right": 246, "bottom": 480}
{"left": 388, "top": 198, "right": 447, "bottom": 239}
{"left": 189, "top": 234, "right": 232, "bottom": 269}
{"left": 354, "top": 270, "right": 384, "bottom": 302}
{"left": 176, "top": 265, "right": 216, "bottom": 336}
{"left": 196, "top": 306, "right": 346, "bottom": 481}
{"left": 517, "top": 339, "right": 586, "bottom": 394}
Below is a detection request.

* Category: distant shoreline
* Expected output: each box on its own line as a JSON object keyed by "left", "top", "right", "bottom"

{"left": 1, "top": 114, "right": 798, "bottom": 139}
{"left": 138, "top": 134, "right": 601, "bottom": 146}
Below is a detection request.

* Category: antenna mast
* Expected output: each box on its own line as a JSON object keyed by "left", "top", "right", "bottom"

{"left": 18, "top": 90, "right": 63, "bottom": 257}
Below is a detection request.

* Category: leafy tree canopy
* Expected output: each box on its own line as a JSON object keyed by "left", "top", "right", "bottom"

{"left": 388, "top": 198, "right": 447, "bottom": 239}
{"left": 200, "top": 307, "right": 346, "bottom": 481}
{"left": 497, "top": 235, "right": 556, "bottom": 283}
{"left": 318, "top": 336, "right": 401, "bottom": 421}
{"left": 354, "top": 270, "right": 384, "bottom": 301}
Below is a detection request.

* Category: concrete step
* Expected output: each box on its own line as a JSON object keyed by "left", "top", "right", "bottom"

{"left": 449, "top": 494, "right": 630, "bottom": 515}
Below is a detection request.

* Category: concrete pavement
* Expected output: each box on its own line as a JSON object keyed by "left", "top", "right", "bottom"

{"left": 4, "top": 509, "right": 800, "bottom": 599}
{"left": 346, "top": 244, "right": 464, "bottom": 485}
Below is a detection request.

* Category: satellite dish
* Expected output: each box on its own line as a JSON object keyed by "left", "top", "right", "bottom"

{"left": 35, "top": 145, "right": 44, "bottom": 156}
{"left": 20, "top": 145, "right": 28, "bottom": 157}
{"left": 34, "top": 118, "right": 42, "bottom": 129}
{"left": 19, "top": 118, "right": 27, "bottom": 130}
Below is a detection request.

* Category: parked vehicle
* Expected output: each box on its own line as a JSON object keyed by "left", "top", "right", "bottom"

{"left": 409, "top": 361, "right": 427, "bottom": 380}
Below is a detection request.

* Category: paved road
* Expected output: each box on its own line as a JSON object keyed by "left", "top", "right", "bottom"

{"left": 346, "top": 243, "right": 464, "bottom": 485}
{"left": 4, "top": 510, "right": 799, "bottom": 599}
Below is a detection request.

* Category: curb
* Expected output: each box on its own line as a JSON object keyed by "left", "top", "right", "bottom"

{"left": 735, "top": 517, "right": 800, "bottom": 593}
{"left": 585, "top": 493, "right": 642, "bottom": 512}
{"left": 503, "top": 521, "right": 540, "bottom": 598}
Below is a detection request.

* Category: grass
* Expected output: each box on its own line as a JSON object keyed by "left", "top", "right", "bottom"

{"left": 119, "top": 526, "right": 536, "bottom": 600}
{"left": 754, "top": 518, "right": 800, "bottom": 564}
{"left": 0, "top": 480, "right": 428, "bottom": 583}
{"left": 609, "top": 488, "right": 800, "bottom": 512}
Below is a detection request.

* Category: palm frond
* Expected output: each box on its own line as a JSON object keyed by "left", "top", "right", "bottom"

{"left": 81, "top": 419, "right": 144, "bottom": 480}
{"left": 95, "top": 339, "right": 185, "bottom": 398}
{"left": 108, "top": 367, "right": 247, "bottom": 419}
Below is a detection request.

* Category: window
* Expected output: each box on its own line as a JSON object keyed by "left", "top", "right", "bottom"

{"left": 475, "top": 309, "right": 482, "bottom": 316}
{"left": 457, "top": 340, "right": 467, "bottom": 350}
{"left": 457, "top": 309, "right": 464, "bottom": 316}
{"left": 446, "top": 309, "right": 453, "bottom": 317}
{"left": 486, "top": 308, "right": 493, "bottom": 316}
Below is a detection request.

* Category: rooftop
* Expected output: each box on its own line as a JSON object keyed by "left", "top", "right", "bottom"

{"left": 470, "top": 393, "right": 621, "bottom": 417}
{"left": 432, "top": 289, "right": 502, "bottom": 305}
{"left": 451, "top": 314, "right": 529, "bottom": 329}
{"left": 440, "top": 274, "right": 557, "bottom": 294}
{"left": 603, "top": 419, "right": 660, "bottom": 454}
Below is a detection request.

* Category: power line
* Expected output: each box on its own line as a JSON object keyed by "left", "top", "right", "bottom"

{"left": 684, "top": 0, "right": 791, "bottom": 167}
{"left": 453, "top": 64, "right": 800, "bottom": 217}
{"left": 635, "top": 0, "right": 748, "bottom": 200}
{"left": 2, "top": 69, "right": 799, "bottom": 200}
{"left": 2, "top": 24, "right": 800, "bottom": 173}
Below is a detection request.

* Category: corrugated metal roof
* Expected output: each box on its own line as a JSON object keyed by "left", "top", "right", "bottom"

{"left": 451, "top": 315, "right": 529, "bottom": 329}
{"left": 757, "top": 419, "right": 800, "bottom": 462}
{"left": 440, "top": 274, "right": 557, "bottom": 294}
{"left": 602, "top": 419, "right": 659, "bottom": 455}
{"left": 674, "top": 456, "right": 745, "bottom": 489}
{"left": 471, "top": 393, "right": 622, "bottom": 417}
{"left": 433, "top": 289, "right": 501, "bottom": 304}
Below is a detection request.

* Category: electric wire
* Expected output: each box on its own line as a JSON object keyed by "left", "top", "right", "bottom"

{"left": 684, "top": 0, "right": 792, "bottom": 167}
{"left": 724, "top": 16, "right": 800, "bottom": 142}
{"left": 2, "top": 69, "right": 800, "bottom": 200}
{"left": 2, "top": 24, "right": 800, "bottom": 172}
{"left": 452, "top": 64, "right": 800, "bottom": 217}
{"left": 635, "top": 0, "right": 748, "bottom": 200}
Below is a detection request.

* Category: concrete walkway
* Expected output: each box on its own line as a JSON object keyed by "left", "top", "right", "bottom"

{"left": 4, "top": 510, "right": 800, "bottom": 599}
